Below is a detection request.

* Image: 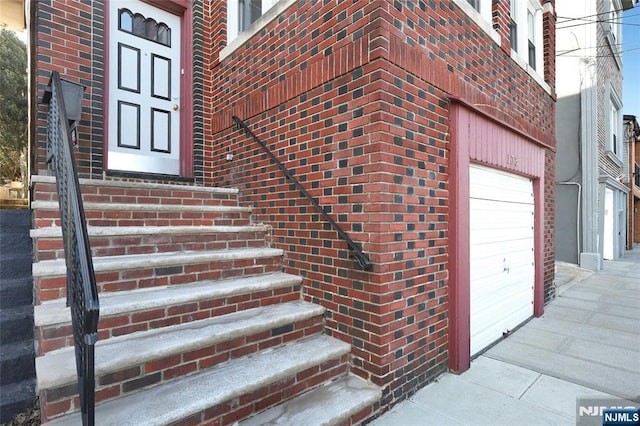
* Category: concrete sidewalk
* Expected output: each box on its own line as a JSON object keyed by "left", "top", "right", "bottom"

{"left": 371, "top": 248, "right": 640, "bottom": 426}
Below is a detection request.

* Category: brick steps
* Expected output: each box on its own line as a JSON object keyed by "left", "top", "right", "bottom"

{"left": 35, "top": 272, "right": 303, "bottom": 354}
{"left": 37, "top": 301, "right": 325, "bottom": 418}
{"left": 31, "top": 175, "right": 240, "bottom": 206}
{"left": 32, "top": 224, "right": 269, "bottom": 261}
{"left": 31, "top": 178, "right": 380, "bottom": 424}
{"left": 32, "top": 201, "right": 252, "bottom": 228}
{"left": 34, "top": 247, "right": 284, "bottom": 301}
{"left": 42, "top": 335, "right": 351, "bottom": 426}
{"left": 240, "top": 375, "right": 381, "bottom": 426}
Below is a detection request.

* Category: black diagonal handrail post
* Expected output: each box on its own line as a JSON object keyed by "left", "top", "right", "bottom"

{"left": 232, "top": 116, "right": 372, "bottom": 271}
{"left": 44, "top": 71, "right": 99, "bottom": 426}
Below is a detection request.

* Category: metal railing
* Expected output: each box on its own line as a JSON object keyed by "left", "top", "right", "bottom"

{"left": 232, "top": 116, "right": 372, "bottom": 271}
{"left": 44, "top": 71, "right": 99, "bottom": 426}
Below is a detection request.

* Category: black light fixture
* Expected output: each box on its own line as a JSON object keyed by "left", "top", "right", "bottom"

{"left": 43, "top": 77, "right": 85, "bottom": 122}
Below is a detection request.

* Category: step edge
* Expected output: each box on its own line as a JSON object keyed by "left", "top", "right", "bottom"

{"left": 31, "top": 200, "right": 252, "bottom": 213}
{"left": 41, "top": 335, "right": 350, "bottom": 426}
{"left": 36, "top": 301, "right": 325, "bottom": 390}
{"left": 34, "top": 272, "right": 302, "bottom": 327}
{"left": 33, "top": 247, "right": 284, "bottom": 277}
{"left": 31, "top": 175, "right": 240, "bottom": 195}
{"left": 31, "top": 224, "right": 269, "bottom": 239}
{"left": 239, "top": 374, "right": 381, "bottom": 426}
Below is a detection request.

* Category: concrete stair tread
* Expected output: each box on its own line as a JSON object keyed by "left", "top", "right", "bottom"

{"left": 0, "top": 378, "right": 37, "bottom": 423}
{"left": 0, "top": 339, "right": 35, "bottom": 361}
{"left": 0, "top": 305, "right": 33, "bottom": 319}
{"left": 240, "top": 375, "right": 381, "bottom": 426}
{"left": 35, "top": 272, "right": 301, "bottom": 327}
{"left": 43, "top": 334, "right": 350, "bottom": 426}
{"left": 31, "top": 224, "right": 269, "bottom": 238}
{"left": 33, "top": 247, "right": 283, "bottom": 277}
{"left": 0, "top": 276, "right": 33, "bottom": 306}
{"left": 32, "top": 175, "right": 239, "bottom": 195}
{"left": 31, "top": 200, "right": 251, "bottom": 213}
{"left": 36, "top": 300, "right": 324, "bottom": 390}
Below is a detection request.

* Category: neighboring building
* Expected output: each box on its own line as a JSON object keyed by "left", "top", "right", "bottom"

{"left": 555, "top": 0, "right": 636, "bottom": 269}
{"left": 28, "top": 0, "right": 556, "bottom": 423}
{"left": 624, "top": 114, "right": 640, "bottom": 248}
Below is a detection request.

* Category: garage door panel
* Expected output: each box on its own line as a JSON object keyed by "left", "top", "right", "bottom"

{"left": 469, "top": 164, "right": 534, "bottom": 357}
{"left": 470, "top": 167, "right": 534, "bottom": 204}
{"left": 470, "top": 303, "right": 532, "bottom": 355}
{"left": 471, "top": 278, "right": 533, "bottom": 309}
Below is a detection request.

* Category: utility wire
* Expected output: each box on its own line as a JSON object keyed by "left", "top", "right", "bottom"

{"left": 557, "top": 10, "right": 639, "bottom": 24}
{"left": 559, "top": 46, "right": 640, "bottom": 57}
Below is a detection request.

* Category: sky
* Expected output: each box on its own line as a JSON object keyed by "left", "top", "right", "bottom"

{"left": 623, "top": 5, "right": 640, "bottom": 116}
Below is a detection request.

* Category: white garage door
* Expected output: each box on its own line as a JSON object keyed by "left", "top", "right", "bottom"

{"left": 470, "top": 165, "right": 535, "bottom": 356}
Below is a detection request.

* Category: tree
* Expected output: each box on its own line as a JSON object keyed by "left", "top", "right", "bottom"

{"left": 0, "top": 29, "right": 28, "bottom": 182}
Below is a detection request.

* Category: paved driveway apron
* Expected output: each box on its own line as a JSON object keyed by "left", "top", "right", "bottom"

{"left": 372, "top": 248, "right": 640, "bottom": 425}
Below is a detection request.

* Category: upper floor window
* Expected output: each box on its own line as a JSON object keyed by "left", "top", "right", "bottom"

{"left": 510, "top": 0, "right": 542, "bottom": 73}
{"left": 227, "top": 0, "right": 277, "bottom": 44}
{"left": 509, "top": 0, "right": 518, "bottom": 52}
{"left": 605, "top": 0, "right": 623, "bottom": 68}
{"left": 608, "top": 0, "right": 622, "bottom": 43}
{"left": 527, "top": 10, "right": 536, "bottom": 70}
{"left": 466, "top": 0, "right": 480, "bottom": 11}
{"left": 607, "top": 82, "right": 623, "bottom": 161}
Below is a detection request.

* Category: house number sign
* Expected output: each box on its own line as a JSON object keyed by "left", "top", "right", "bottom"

{"left": 507, "top": 154, "right": 518, "bottom": 167}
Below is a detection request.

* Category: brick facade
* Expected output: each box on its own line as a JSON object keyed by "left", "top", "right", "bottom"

{"left": 204, "top": 0, "right": 556, "bottom": 409}
{"left": 32, "top": 0, "right": 556, "bottom": 415}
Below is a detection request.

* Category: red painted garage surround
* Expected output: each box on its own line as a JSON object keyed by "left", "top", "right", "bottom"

{"left": 449, "top": 99, "right": 546, "bottom": 373}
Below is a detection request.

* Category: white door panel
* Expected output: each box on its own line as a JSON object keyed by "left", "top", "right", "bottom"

{"left": 108, "top": 0, "right": 181, "bottom": 175}
{"left": 469, "top": 165, "right": 535, "bottom": 356}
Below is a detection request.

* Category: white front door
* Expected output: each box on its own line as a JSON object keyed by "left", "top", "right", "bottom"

{"left": 108, "top": 0, "right": 181, "bottom": 175}
{"left": 603, "top": 188, "right": 614, "bottom": 260}
{"left": 469, "top": 165, "right": 535, "bottom": 356}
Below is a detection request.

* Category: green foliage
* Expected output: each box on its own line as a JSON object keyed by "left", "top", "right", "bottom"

{"left": 0, "top": 29, "right": 28, "bottom": 181}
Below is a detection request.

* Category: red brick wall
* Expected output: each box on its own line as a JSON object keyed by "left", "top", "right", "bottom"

{"left": 33, "top": 0, "right": 557, "bottom": 413}
{"left": 205, "top": 0, "right": 556, "bottom": 410}
{"left": 32, "top": 0, "right": 105, "bottom": 178}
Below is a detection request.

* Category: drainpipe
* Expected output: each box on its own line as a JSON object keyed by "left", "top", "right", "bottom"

{"left": 556, "top": 182, "right": 582, "bottom": 261}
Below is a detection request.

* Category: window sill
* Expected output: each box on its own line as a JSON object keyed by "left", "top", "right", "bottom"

{"left": 510, "top": 50, "right": 552, "bottom": 96}
{"left": 606, "top": 150, "right": 623, "bottom": 168}
{"left": 451, "top": 0, "right": 501, "bottom": 47}
{"left": 220, "top": 0, "right": 296, "bottom": 62}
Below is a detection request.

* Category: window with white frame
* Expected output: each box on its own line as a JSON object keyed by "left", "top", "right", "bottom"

{"left": 227, "top": 0, "right": 277, "bottom": 44}
{"left": 607, "top": 83, "right": 623, "bottom": 158}
{"left": 509, "top": 0, "right": 518, "bottom": 52}
{"left": 510, "top": 0, "right": 543, "bottom": 73}
{"left": 611, "top": 104, "right": 619, "bottom": 155}
{"left": 605, "top": 0, "right": 623, "bottom": 66}
{"left": 610, "top": 94, "right": 622, "bottom": 156}
{"left": 608, "top": 0, "right": 622, "bottom": 43}
{"left": 452, "top": 0, "right": 498, "bottom": 45}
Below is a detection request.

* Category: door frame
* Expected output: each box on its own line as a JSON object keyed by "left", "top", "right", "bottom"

{"left": 448, "top": 98, "right": 548, "bottom": 373}
{"left": 104, "top": 0, "right": 193, "bottom": 178}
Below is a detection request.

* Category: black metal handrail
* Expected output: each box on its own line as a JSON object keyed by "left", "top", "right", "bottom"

{"left": 43, "top": 71, "right": 99, "bottom": 426}
{"left": 232, "top": 116, "right": 372, "bottom": 271}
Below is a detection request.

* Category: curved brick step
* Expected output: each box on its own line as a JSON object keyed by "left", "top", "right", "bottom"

{"left": 33, "top": 247, "right": 284, "bottom": 301}
{"left": 34, "top": 272, "right": 303, "bottom": 353}
{"left": 240, "top": 375, "right": 381, "bottom": 426}
{"left": 36, "top": 301, "right": 325, "bottom": 418}
{"left": 42, "top": 334, "right": 350, "bottom": 426}
{"left": 31, "top": 225, "right": 270, "bottom": 261}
